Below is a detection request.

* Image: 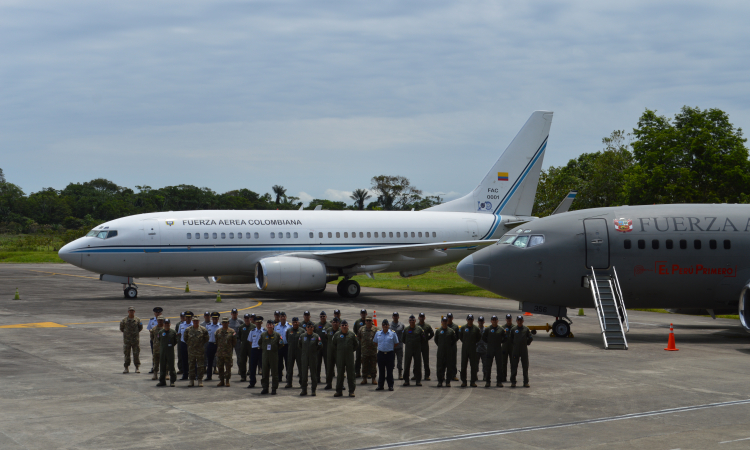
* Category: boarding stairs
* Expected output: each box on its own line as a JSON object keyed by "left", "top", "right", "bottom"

{"left": 588, "top": 267, "right": 629, "bottom": 349}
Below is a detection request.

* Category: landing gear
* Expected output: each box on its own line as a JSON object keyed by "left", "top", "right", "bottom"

{"left": 551, "top": 319, "right": 571, "bottom": 338}
{"left": 123, "top": 285, "right": 138, "bottom": 299}
{"left": 337, "top": 279, "right": 360, "bottom": 298}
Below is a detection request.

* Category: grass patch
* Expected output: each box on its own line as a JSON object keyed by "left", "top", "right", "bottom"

{"left": 0, "top": 251, "right": 65, "bottom": 263}
{"left": 329, "top": 262, "right": 505, "bottom": 299}
{"left": 633, "top": 308, "right": 672, "bottom": 314}
{"left": 633, "top": 308, "right": 739, "bottom": 320}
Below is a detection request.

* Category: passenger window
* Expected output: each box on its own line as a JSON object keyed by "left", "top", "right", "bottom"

{"left": 652, "top": 239, "right": 659, "bottom": 250}
{"left": 254, "top": 232, "right": 259, "bottom": 239}
{"left": 666, "top": 239, "right": 673, "bottom": 249}
{"left": 229, "top": 232, "right": 234, "bottom": 239}
{"left": 374, "top": 232, "right": 378, "bottom": 238}
{"left": 411, "top": 232, "right": 415, "bottom": 238}
{"left": 336, "top": 232, "right": 340, "bottom": 238}
{"left": 328, "top": 232, "right": 332, "bottom": 238}
{"left": 237, "top": 233, "right": 242, "bottom": 239}
{"left": 106, "top": 230, "right": 118, "bottom": 238}
{"left": 501, "top": 235, "right": 517, "bottom": 244}
{"left": 270, "top": 232, "right": 275, "bottom": 238}
{"left": 679, "top": 239, "right": 687, "bottom": 249}
{"left": 344, "top": 232, "right": 348, "bottom": 238}
{"left": 694, "top": 239, "right": 701, "bottom": 250}
{"left": 513, "top": 236, "right": 529, "bottom": 248}
{"left": 278, "top": 232, "right": 283, "bottom": 239}
{"left": 359, "top": 232, "right": 363, "bottom": 238}
{"left": 196, "top": 233, "right": 201, "bottom": 240}
{"left": 187, "top": 233, "right": 192, "bottom": 239}
{"left": 367, "top": 232, "right": 371, "bottom": 238}
{"left": 528, "top": 235, "right": 544, "bottom": 247}
{"left": 724, "top": 240, "right": 731, "bottom": 249}
{"left": 404, "top": 232, "right": 408, "bottom": 237}
{"left": 211, "top": 233, "right": 216, "bottom": 239}
{"left": 637, "top": 239, "right": 645, "bottom": 249}
{"left": 286, "top": 232, "right": 291, "bottom": 238}
{"left": 352, "top": 232, "right": 356, "bottom": 237}
{"left": 709, "top": 239, "right": 717, "bottom": 250}
{"left": 418, "top": 232, "right": 422, "bottom": 238}
{"left": 389, "top": 232, "right": 393, "bottom": 238}
{"left": 310, "top": 232, "right": 314, "bottom": 238}
{"left": 318, "top": 232, "right": 323, "bottom": 238}
{"left": 396, "top": 232, "right": 401, "bottom": 238}
{"left": 432, "top": 232, "right": 436, "bottom": 237}
{"left": 221, "top": 233, "right": 226, "bottom": 239}
{"left": 293, "top": 232, "right": 297, "bottom": 238}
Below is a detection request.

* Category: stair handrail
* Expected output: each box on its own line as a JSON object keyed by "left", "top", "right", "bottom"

{"left": 589, "top": 267, "right": 607, "bottom": 336}
{"left": 611, "top": 266, "right": 629, "bottom": 332}
{"left": 606, "top": 277, "right": 629, "bottom": 349}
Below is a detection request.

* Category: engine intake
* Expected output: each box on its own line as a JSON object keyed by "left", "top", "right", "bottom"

{"left": 255, "top": 256, "right": 338, "bottom": 292}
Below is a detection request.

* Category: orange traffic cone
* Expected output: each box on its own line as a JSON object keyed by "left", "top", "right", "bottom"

{"left": 523, "top": 312, "right": 533, "bottom": 316}
{"left": 664, "top": 323, "right": 679, "bottom": 351}
{"left": 373, "top": 311, "right": 377, "bottom": 327}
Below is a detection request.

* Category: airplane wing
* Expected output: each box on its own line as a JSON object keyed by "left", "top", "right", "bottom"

{"left": 551, "top": 190, "right": 578, "bottom": 215}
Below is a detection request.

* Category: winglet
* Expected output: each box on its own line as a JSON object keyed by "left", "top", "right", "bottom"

{"left": 551, "top": 190, "right": 577, "bottom": 215}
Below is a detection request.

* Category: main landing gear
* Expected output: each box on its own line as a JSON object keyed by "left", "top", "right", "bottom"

{"left": 551, "top": 318, "right": 573, "bottom": 338}
{"left": 123, "top": 284, "right": 138, "bottom": 299}
{"left": 337, "top": 279, "right": 360, "bottom": 298}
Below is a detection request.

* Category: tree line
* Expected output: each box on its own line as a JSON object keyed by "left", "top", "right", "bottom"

{"left": 532, "top": 106, "right": 750, "bottom": 217}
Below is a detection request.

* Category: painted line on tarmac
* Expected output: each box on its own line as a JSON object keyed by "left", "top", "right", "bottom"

{"left": 0, "top": 322, "right": 67, "bottom": 329}
{"left": 62, "top": 302, "right": 264, "bottom": 325}
{"left": 720, "top": 436, "right": 750, "bottom": 444}
{"left": 354, "top": 399, "right": 750, "bottom": 450}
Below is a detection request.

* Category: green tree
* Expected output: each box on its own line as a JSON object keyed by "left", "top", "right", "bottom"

{"left": 349, "top": 189, "right": 371, "bottom": 210}
{"left": 272, "top": 185, "right": 287, "bottom": 205}
{"left": 305, "top": 199, "right": 347, "bottom": 210}
{"left": 625, "top": 107, "right": 750, "bottom": 204}
{"left": 370, "top": 175, "right": 423, "bottom": 210}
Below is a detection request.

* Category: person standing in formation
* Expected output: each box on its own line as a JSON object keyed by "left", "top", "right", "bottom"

{"left": 315, "top": 311, "right": 331, "bottom": 382}
{"left": 147, "top": 307, "right": 162, "bottom": 374}
{"left": 373, "top": 319, "right": 398, "bottom": 391}
{"left": 390, "top": 312, "right": 405, "bottom": 380}
{"left": 353, "top": 309, "right": 367, "bottom": 378}
{"left": 120, "top": 306, "right": 143, "bottom": 374}
{"left": 237, "top": 314, "right": 255, "bottom": 383}
{"left": 357, "top": 316, "right": 378, "bottom": 385}
{"left": 228, "top": 309, "right": 244, "bottom": 364}
{"left": 324, "top": 318, "right": 341, "bottom": 390}
{"left": 332, "top": 320, "right": 358, "bottom": 398}
{"left": 215, "top": 317, "right": 237, "bottom": 387}
{"left": 285, "top": 317, "right": 304, "bottom": 388}
{"left": 510, "top": 315, "right": 533, "bottom": 388}
{"left": 446, "top": 313, "right": 459, "bottom": 382}
{"left": 298, "top": 322, "right": 322, "bottom": 396}
{"left": 416, "top": 313, "right": 434, "bottom": 381}
{"left": 157, "top": 319, "right": 178, "bottom": 387}
{"left": 476, "top": 316, "right": 488, "bottom": 380}
{"left": 260, "top": 320, "right": 283, "bottom": 395}
{"left": 184, "top": 316, "right": 209, "bottom": 387}
{"left": 482, "top": 315, "right": 506, "bottom": 387}
{"left": 274, "top": 312, "right": 290, "bottom": 383}
{"left": 150, "top": 316, "right": 165, "bottom": 380}
{"left": 247, "top": 316, "right": 264, "bottom": 389}
{"left": 434, "top": 316, "right": 457, "bottom": 387}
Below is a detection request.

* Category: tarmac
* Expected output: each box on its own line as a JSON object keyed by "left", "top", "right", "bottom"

{"left": 0, "top": 263, "right": 749, "bottom": 450}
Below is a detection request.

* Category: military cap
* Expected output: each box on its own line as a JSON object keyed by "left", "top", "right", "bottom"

{"left": 478, "top": 316, "right": 485, "bottom": 321}
{"left": 211, "top": 311, "right": 220, "bottom": 318}
{"left": 381, "top": 319, "right": 389, "bottom": 326}
{"left": 204, "top": 311, "right": 210, "bottom": 316}
{"left": 231, "top": 308, "right": 238, "bottom": 313}
{"left": 304, "top": 310, "right": 310, "bottom": 315}
{"left": 365, "top": 316, "right": 373, "bottom": 321}
{"left": 517, "top": 315, "right": 524, "bottom": 320}
{"left": 185, "top": 310, "right": 194, "bottom": 317}
{"left": 446, "top": 312, "right": 453, "bottom": 318}
{"left": 341, "top": 320, "right": 349, "bottom": 325}
{"left": 180, "top": 312, "right": 186, "bottom": 317}
{"left": 491, "top": 315, "right": 499, "bottom": 320}
{"left": 467, "top": 314, "right": 474, "bottom": 320}
{"left": 305, "top": 322, "right": 315, "bottom": 328}
{"left": 441, "top": 316, "right": 448, "bottom": 322}
{"left": 250, "top": 313, "right": 256, "bottom": 317}
{"left": 320, "top": 311, "right": 327, "bottom": 316}
{"left": 255, "top": 315, "right": 264, "bottom": 321}
{"left": 164, "top": 318, "right": 171, "bottom": 324}
{"left": 153, "top": 307, "right": 163, "bottom": 313}
{"left": 418, "top": 312, "right": 425, "bottom": 317}
{"left": 274, "top": 310, "right": 280, "bottom": 315}
{"left": 280, "top": 311, "right": 286, "bottom": 316}
{"left": 266, "top": 320, "right": 274, "bottom": 324}
{"left": 332, "top": 318, "right": 340, "bottom": 323}
{"left": 192, "top": 316, "right": 200, "bottom": 321}
{"left": 334, "top": 309, "right": 341, "bottom": 314}
{"left": 292, "top": 317, "right": 299, "bottom": 322}
{"left": 506, "top": 314, "right": 513, "bottom": 319}
{"left": 222, "top": 317, "right": 229, "bottom": 323}
{"left": 244, "top": 313, "right": 251, "bottom": 318}
{"left": 392, "top": 311, "right": 399, "bottom": 317}
{"left": 360, "top": 309, "right": 367, "bottom": 313}
{"left": 128, "top": 306, "right": 135, "bottom": 311}
{"left": 408, "top": 315, "right": 416, "bottom": 319}
{"left": 157, "top": 316, "right": 164, "bottom": 321}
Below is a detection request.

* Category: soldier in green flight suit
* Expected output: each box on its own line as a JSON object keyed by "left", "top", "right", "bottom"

{"left": 416, "top": 312, "right": 434, "bottom": 381}
{"left": 434, "top": 316, "right": 457, "bottom": 387}
{"left": 510, "top": 315, "right": 533, "bottom": 388}
{"left": 446, "top": 313, "right": 460, "bottom": 381}
{"left": 299, "top": 322, "right": 323, "bottom": 396}
{"left": 402, "top": 315, "right": 425, "bottom": 386}
{"left": 324, "top": 318, "right": 341, "bottom": 390}
{"left": 285, "top": 317, "right": 304, "bottom": 388}
{"left": 332, "top": 320, "right": 359, "bottom": 397}
{"left": 315, "top": 311, "right": 332, "bottom": 381}
{"left": 157, "top": 319, "right": 178, "bottom": 387}
{"left": 150, "top": 317, "right": 165, "bottom": 380}
{"left": 353, "top": 309, "right": 367, "bottom": 377}
{"left": 482, "top": 315, "right": 506, "bottom": 387}
{"left": 501, "top": 314, "right": 514, "bottom": 383}
{"left": 260, "top": 320, "right": 283, "bottom": 394}
{"left": 458, "top": 314, "right": 482, "bottom": 387}
{"left": 237, "top": 314, "right": 255, "bottom": 382}
{"left": 300, "top": 311, "right": 313, "bottom": 330}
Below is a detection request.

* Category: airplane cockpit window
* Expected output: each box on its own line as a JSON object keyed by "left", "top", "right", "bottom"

{"left": 513, "top": 236, "right": 529, "bottom": 248}
{"left": 527, "top": 235, "right": 544, "bottom": 248}
{"left": 106, "top": 230, "right": 118, "bottom": 238}
{"left": 96, "top": 231, "right": 108, "bottom": 239}
{"left": 86, "top": 230, "right": 98, "bottom": 237}
{"left": 500, "top": 235, "right": 517, "bottom": 244}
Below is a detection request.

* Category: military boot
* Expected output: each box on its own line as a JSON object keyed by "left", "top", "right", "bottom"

{"left": 300, "top": 389, "right": 308, "bottom": 396}
{"left": 415, "top": 381, "right": 422, "bottom": 386}
{"left": 169, "top": 382, "right": 175, "bottom": 387}
{"left": 445, "top": 381, "right": 451, "bottom": 387}
{"left": 189, "top": 379, "right": 195, "bottom": 387}
{"left": 311, "top": 390, "right": 316, "bottom": 397}
{"left": 348, "top": 392, "right": 355, "bottom": 397}
{"left": 403, "top": 380, "right": 410, "bottom": 386}
{"left": 151, "top": 373, "right": 157, "bottom": 380}
{"left": 361, "top": 376, "right": 368, "bottom": 385}
{"left": 398, "top": 369, "right": 403, "bottom": 380}
{"left": 240, "top": 376, "right": 247, "bottom": 382}
{"left": 372, "top": 378, "right": 376, "bottom": 385}
{"left": 271, "top": 389, "right": 277, "bottom": 395}
{"left": 485, "top": 380, "right": 491, "bottom": 388}
{"left": 217, "top": 380, "right": 225, "bottom": 387}
{"left": 497, "top": 382, "right": 503, "bottom": 388}
{"left": 226, "top": 380, "right": 231, "bottom": 387}
{"left": 424, "top": 376, "right": 431, "bottom": 381}
{"left": 334, "top": 391, "right": 343, "bottom": 397}
{"left": 198, "top": 379, "right": 204, "bottom": 387}
{"left": 452, "top": 376, "right": 459, "bottom": 381}
{"left": 285, "top": 383, "right": 292, "bottom": 389}
{"left": 511, "top": 382, "right": 517, "bottom": 388}
{"left": 156, "top": 382, "right": 166, "bottom": 387}
{"left": 260, "top": 388, "right": 269, "bottom": 394}
{"left": 123, "top": 367, "right": 129, "bottom": 374}
{"left": 461, "top": 382, "right": 467, "bottom": 387}
{"left": 523, "top": 383, "right": 530, "bottom": 388}
{"left": 135, "top": 366, "right": 140, "bottom": 374}
{"left": 470, "top": 382, "right": 477, "bottom": 387}
{"left": 324, "top": 384, "right": 332, "bottom": 390}
{"left": 437, "top": 381, "right": 443, "bottom": 387}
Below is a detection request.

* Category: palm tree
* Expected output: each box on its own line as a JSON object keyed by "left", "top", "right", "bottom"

{"left": 272, "top": 185, "right": 287, "bottom": 205}
{"left": 349, "top": 188, "right": 371, "bottom": 210}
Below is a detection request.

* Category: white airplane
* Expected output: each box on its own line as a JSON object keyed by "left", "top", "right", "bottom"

{"left": 59, "top": 111, "right": 563, "bottom": 299}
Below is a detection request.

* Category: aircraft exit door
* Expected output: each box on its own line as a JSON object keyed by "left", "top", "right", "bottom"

{"left": 583, "top": 218, "right": 609, "bottom": 269}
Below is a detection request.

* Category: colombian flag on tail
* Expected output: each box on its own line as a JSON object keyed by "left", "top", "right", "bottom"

{"left": 497, "top": 172, "right": 509, "bottom": 181}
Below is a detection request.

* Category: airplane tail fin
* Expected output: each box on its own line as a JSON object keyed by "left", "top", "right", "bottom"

{"left": 551, "top": 190, "right": 578, "bottom": 215}
{"left": 426, "top": 111, "right": 552, "bottom": 216}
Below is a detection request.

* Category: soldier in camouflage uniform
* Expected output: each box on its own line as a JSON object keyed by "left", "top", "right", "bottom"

{"left": 228, "top": 309, "right": 244, "bottom": 363}
{"left": 332, "top": 320, "right": 358, "bottom": 397}
{"left": 358, "top": 316, "right": 378, "bottom": 385}
{"left": 285, "top": 317, "right": 304, "bottom": 388}
{"left": 184, "top": 316, "right": 209, "bottom": 387}
{"left": 299, "top": 322, "right": 323, "bottom": 396}
{"left": 238, "top": 314, "right": 255, "bottom": 382}
{"left": 260, "top": 320, "right": 283, "bottom": 394}
{"left": 157, "top": 319, "right": 178, "bottom": 387}
{"left": 120, "top": 306, "right": 143, "bottom": 373}
{"left": 353, "top": 309, "right": 367, "bottom": 377}
{"left": 215, "top": 317, "right": 237, "bottom": 386}
{"left": 324, "top": 318, "right": 340, "bottom": 390}
{"left": 150, "top": 317, "right": 165, "bottom": 380}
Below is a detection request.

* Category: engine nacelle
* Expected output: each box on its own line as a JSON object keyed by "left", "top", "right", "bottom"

{"left": 740, "top": 285, "right": 750, "bottom": 333}
{"left": 255, "top": 256, "right": 338, "bottom": 291}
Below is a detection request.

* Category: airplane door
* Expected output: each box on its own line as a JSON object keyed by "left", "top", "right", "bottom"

{"left": 141, "top": 219, "right": 162, "bottom": 271}
{"left": 583, "top": 218, "right": 609, "bottom": 269}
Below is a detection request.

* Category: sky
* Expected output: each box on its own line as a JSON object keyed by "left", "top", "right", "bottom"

{"left": 2, "top": 0, "right": 749, "bottom": 204}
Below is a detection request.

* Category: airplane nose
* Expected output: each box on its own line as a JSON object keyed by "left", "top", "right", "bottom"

{"left": 58, "top": 242, "right": 82, "bottom": 267}
{"left": 457, "top": 255, "right": 474, "bottom": 284}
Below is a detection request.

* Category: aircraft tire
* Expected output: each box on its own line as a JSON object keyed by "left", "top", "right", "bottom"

{"left": 124, "top": 287, "right": 138, "bottom": 299}
{"left": 336, "top": 281, "right": 346, "bottom": 297}
{"left": 552, "top": 319, "right": 570, "bottom": 338}
{"left": 343, "top": 280, "right": 360, "bottom": 298}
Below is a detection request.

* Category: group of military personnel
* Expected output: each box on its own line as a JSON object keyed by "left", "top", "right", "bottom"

{"left": 120, "top": 306, "right": 534, "bottom": 397}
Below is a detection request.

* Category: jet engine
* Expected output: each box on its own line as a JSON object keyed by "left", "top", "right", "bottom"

{"left": 740, "top": 285, "right": 750, "bottom": 333}
{"left": 213, "top": 275, "right": 256, "bottom": 284}
{"left": 255, "top": 256, "right": 339, "bottom": 291}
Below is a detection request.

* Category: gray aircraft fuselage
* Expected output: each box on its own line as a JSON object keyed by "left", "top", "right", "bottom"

{"left": 458, "top": 204, "right": 749, "bottom": 312}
